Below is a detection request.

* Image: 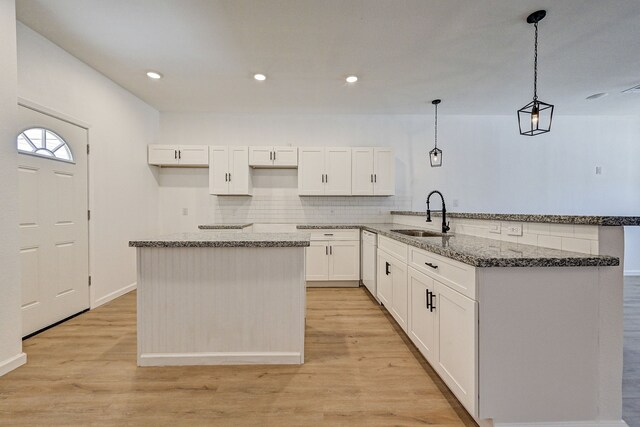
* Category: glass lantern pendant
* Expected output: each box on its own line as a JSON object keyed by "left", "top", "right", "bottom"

{"left": 429, "top": 99, "right": 442, "bottom": 167}
{"left": 518, "top": 10, "right": 554, "bottom": 136}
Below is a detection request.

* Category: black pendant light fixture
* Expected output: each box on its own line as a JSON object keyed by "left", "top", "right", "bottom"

{"left": 517, "top": 10, "right": 554, "bottom": 136}
{"left": 429, "top": 99, "right": 442, "bottom": 167}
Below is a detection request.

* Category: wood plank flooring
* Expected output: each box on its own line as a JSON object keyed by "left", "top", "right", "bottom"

{"left": 0, "top": 287, "right": 476, "bottom": 426}
{"left": 624, "top": 275, "right": 640, "bottom": 427}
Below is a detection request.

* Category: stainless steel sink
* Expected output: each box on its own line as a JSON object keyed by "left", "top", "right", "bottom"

{"left": 391, "top": 229, "right": 451, "bottom": 238}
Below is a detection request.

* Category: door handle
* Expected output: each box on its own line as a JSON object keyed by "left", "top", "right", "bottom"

{"left": 426, "top": 289, "right": 431, "bottom": 309}
{"left": 330, "top": 246, "right": 332, "bottom": 255}
{"left": 385, "top": 262, "right": 390, "bottom": 275}
{"left": 174, "top": 150, "right": 177, "bottom": 159}
{"left": 374, "top": 174, "right": 376, "bottom": 183}
{"left": 178, "top": 150, "right": 181, "bottom": 160}
{"left": 325, "top": 174, "right": 328, "bottom": 183}
{"left": 326, "top": 246, "right": 328, "bottom": 255}
{"left": 371, "top": 174, "right": 373, "bottom": 183}
{"left": 425, "top": 262, "right": 438, "bottom": 269}
{"left": 429, "top": 291, "right": 436, "bottom": 312}
{"left": 270, "top": 151, "right": 273, "bottom": 160}
{"left": 225, "top": 173, "right": 228, "bottom": 182}
{"left": 321, "top": 174, "right": 324, "bottom": 183}
{"left": 228, "top": 173, "right": 231, "bottom": 182}
{"left": 273, "top": 151, "right": 276, "bottom": 161}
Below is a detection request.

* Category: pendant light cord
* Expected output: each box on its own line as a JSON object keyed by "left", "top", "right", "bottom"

{"left": 533, "top": 21, "right": 538, "bottom": 101}
{"left": 434, "top": 103, "right": 438, "bottom": 149}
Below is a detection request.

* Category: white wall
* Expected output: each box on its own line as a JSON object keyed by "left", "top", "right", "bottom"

{"left": 0, "top": 0, "right": 26, "bottom": 376}
{"left": 157, "top": 113, "right": 415, "bottom": 233}
{"left": 412, "top": 114, "right": 640, "bottom": 273}
{"left": 16, "top": 23, "right": 161, "bottom": 307}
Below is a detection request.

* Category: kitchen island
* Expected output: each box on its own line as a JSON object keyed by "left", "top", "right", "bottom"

{"left": 129, "top": 232, "right": 310, "bottom": 366}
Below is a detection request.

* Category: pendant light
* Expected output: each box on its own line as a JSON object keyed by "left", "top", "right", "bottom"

{"left": 517, "top": 10, "right": 554, "bottom": 136}
{"left": 429, "top": 99, "right": 442, "bottom": 167}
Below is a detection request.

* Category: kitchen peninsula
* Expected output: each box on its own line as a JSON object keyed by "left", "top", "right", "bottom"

{"left": 129, "top": 232, "right": 310, "bottom": 366}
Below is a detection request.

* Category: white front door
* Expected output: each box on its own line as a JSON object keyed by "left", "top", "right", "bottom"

{"left": 17, "top": 106, "right": 90, "bottom": 337}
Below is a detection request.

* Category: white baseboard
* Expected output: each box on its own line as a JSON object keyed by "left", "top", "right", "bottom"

{"left": 306, "top": 280, "right": 359, "bottom": 288}
{"left": 92, "top": 282, "right": 137, "bottom": 309}
{"left": 138, "top": 351, "right": 303, "bottom": 366}
{"left": 624, "top": 269, "right": 640, "bottom": 276}
{"left": 0, "top": 352, "right": 27, "bottom": 377}
{"left": 494, "top": 421, "right": 628, "bottom": 427}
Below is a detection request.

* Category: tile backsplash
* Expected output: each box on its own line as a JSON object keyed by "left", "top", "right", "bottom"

{"left": 210, "top": 194, "right": 412, "bottom": 224}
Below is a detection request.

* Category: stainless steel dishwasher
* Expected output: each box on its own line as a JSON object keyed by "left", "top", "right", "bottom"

{"left": 361, "top": 230, "right": 379, "bottom": 303}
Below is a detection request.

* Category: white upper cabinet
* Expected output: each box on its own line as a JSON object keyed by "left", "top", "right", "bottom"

{"left": 209, "top": 146, "right": 252, "bottom": 195}
{"left": 148, "top": 145, "right": 209, "bottom": 167}
{"left": 298, "top": 147, "right": 352, "bottom": 196}
{"left": 249, "top": 146, "right": 298, "bottom": 168}
{"left": 351, "top": 147, "right": 394, "bottom": 195}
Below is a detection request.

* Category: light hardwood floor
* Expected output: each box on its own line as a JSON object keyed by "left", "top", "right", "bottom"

{"left": 0, "top": 287, "right": 476, "bottom": 426}
{"left": 624, "top": 275, "right": 640, "bottom": 427}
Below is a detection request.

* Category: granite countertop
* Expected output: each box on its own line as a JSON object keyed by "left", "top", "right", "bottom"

{"left": 390, "top": 211, "right": 640, "bottom": 226}
{"left": 129, "top": 231, "right": 310, "bottom": 248}
{"left": 198, "top": 223, "right": 253, "bottom": 230}
{"left": 297, "top": 223, "right": 619, "bottom": 268}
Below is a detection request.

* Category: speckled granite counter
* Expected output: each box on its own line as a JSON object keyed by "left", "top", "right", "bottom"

{"left": 198, "top": 224, "right": 253, "bottom": 230}
{"left": 390, "top": 211, "right": 640, "bottom": 226}
{"left": 297, "top": 224, "right": 619, "bottom": 268}
{"left": 129, "top": 231, "right": 310, "bottom": 248}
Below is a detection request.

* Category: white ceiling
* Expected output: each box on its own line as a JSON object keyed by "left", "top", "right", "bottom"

{"left": 15, "top": 0, "right": 640, "bottom": 115}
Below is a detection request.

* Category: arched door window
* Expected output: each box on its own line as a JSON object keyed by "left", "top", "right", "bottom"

{"left": 17, "top": 128, "right": 74, "bottom": 162}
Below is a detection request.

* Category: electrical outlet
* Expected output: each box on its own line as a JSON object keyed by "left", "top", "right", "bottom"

{"left": 182, "top": 208, "right": 189, "bottom": 216}
{"left": 595, "top": 166, "right": 602, "bottom": 175}
{"left": 489, "top": 223, "right": 501, "bottom": 234}
{"left": 506, "top": 224, "right": 523, "bottom": 236}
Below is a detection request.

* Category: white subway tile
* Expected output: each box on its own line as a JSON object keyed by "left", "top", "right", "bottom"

{"left": 538, "top": 235, "right": 562, "bottom": 250}
{"left": 561, "top": 237, "right": 592, "bottom": 254}
{"left": 548, "top": 223, "right": 575, "bottom": 238}
{"left": 573, "top": 224, "right": 599, "bottom": 240}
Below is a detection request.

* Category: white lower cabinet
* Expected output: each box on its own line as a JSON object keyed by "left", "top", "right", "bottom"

{"left": 305, "top": 230, "right": 359, "bottom": 284}
{"left": 377, "top": 248, "right": 408, "bottom": 332}
{"left": 377, "top": 241, "right": 479, "bottom": 418}
{"left": 407, "top": 265, "right": 478, "bottom": 418}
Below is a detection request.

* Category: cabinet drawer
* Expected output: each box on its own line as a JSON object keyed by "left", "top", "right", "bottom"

{"left": 378, "top": 235, "right": 408, "bottom": 262}
{"left": 309, "top": 229, "right": 359, "bottom": 241}
{"left": 409, "top": 247, "right": 476, "bottom": 300}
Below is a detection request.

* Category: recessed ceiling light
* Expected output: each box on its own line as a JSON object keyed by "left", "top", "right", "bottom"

{"left": 254, "top": 74, "right": 266, "bottom": 81}
{"left": 586, "top": 92, "right": 608, "bottom": 100}
{"left": 146, "top": 71, "right": 163, "bottom": 80}
{"left": 346, "top": 75, "right": 358, "bottom": 83}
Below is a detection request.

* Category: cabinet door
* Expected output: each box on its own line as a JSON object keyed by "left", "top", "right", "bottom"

{"left": 249, "top": 146, "right": 273, "bottom": 167}
{"left": 408, "top": 267, "right": 437, "bottom": 364}
{"left": 298, "top": 147, "right": 325, "bottom": 196}
{"left": 435, "top": 281, "right": 478, "bottom": 417}
{"left": 178, "top": 145, "right": 209, "bottom": 166}
{"left": 390, "top": 256, "right": 408, "bottom": 332}
{"left": 328, "top": 241, "right": 360, "bottom": 281}
{"left": 351, "top": 148, "right": 374, "bottom": 195}
{"left": 229, "top": 146, "right": 251, "bottom": 195}
{"left": 377, "top": 251, "right": 393, "bottom": 307}
{"left": 148, "top": 145, "right": 179, "bottom": 166}
{"left": 306, "top": 241, "right": 329, "bottom": 281}
{"left": 325, "top": 147, "right": 352, "bottom": 195}
{"left": 273, "top": 146, "right": 298, "bottom": 167}
{"left": 209, "top": 146, "right": 229, "bottom": 195}
{"left": 373, "top": 148, "right": 395, "bottom": 195}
